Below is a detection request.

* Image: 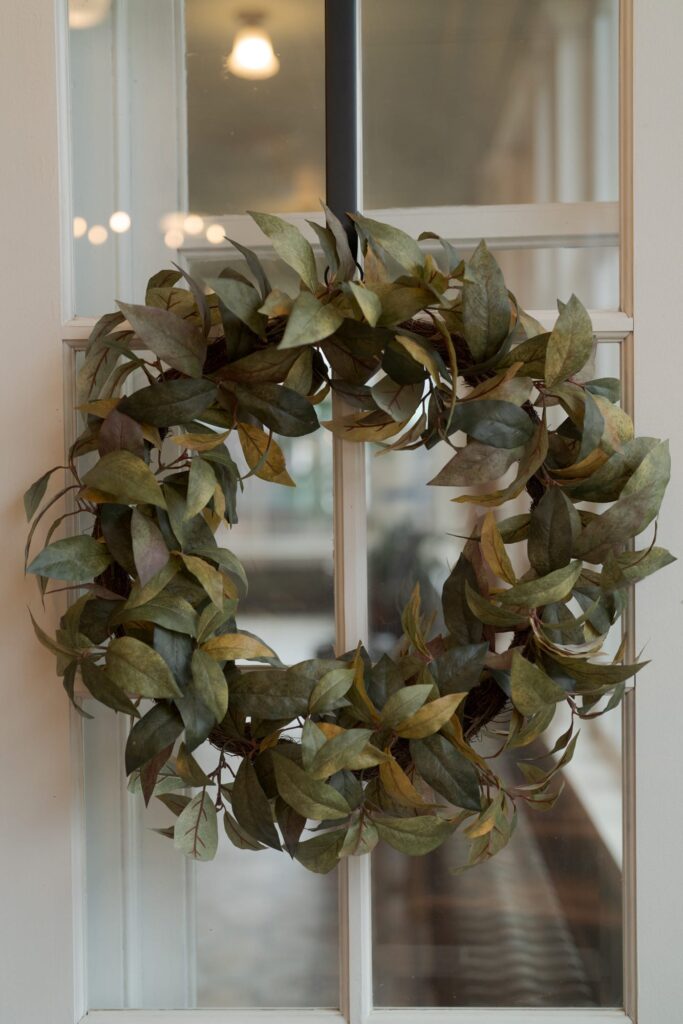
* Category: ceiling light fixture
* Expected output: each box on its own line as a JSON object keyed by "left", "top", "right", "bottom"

{"left": 225, "top": 13, "right": 280, "bottom": 80}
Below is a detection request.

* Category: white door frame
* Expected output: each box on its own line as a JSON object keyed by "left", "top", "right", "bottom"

{"left": 3, "top": 1, "right": 683, "bottom": 1022}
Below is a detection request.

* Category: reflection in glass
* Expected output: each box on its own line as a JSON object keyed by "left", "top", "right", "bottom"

{"left": 367, "top": 345, "right": 623, "bottom": 1007}
{"left": 363, "top": 0, "right": 619, "bottom": 208}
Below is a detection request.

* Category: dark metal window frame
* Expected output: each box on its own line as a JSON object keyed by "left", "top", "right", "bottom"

{"left": 325, "top": 0, "right": 359, "bottom": 248}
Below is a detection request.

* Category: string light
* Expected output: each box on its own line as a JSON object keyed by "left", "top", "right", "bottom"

{"left": 87, "top": 224, "right": 108, "bottom": 245}
{"left": 109, "top": 210, "right": 131, "bottom": 233}
{"left": 164, "top": 228, "right": 185, "bottom": 249}
{"left": 73, "top": 216, "right": 88, "bottom": 239}
{"left": 206, "top": 224, "right": 226, "bottom": 244}
{"left": 183, "top": 214, "right": 205, "bottom": 236}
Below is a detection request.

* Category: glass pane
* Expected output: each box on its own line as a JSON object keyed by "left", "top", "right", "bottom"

{"left": 368, "top": 345, "right": 623, "bottom": 1007}
{"left": 363, "top": 0, "right": 619, "bottom": 208}
{"left": 68, "top": 0, "right": 324, "bottom": 314}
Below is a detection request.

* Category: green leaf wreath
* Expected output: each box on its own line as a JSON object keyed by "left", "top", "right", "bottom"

{"left": 25, "top": 208, "right": 672, "bottom": 871}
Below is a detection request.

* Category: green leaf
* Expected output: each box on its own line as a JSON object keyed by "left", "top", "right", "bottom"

{"left": 82, "top": 450, "right": 166, "bottom": 508}
{"left": 230, "top": 668, "right": 313, "bottom": 719}
{"left": 249, "top": 212, "right": 318, "bottom": 292}
{"left": 498, "top": 560, "right": 582, "bottom": 609}
{"left": 601, "top": 546, "right": 676, "bottom": 590}
{"left": 118, "top": 378, "right": 218, "bottom": 428}
{"left": 24, "top": 466, "right": 61, "bottom": 520}
{"left": 294, "top": 829, "right": 346, "bottom": 873}
{"left": 528, "top": 487, "right": 581, "bottom": 575}
{"left": 179, "top": 553, "right": 224, "bottom": 608}
{"left": 224, "top": 810, "right": 266, "bottom": 851}
{"left": 351, "top": 213, "right": 425, "bottom": 275}
{"left": 200, "top": 632, "right": 276, "bottom": 661}
{"left": 232, "top": 759, "right": 281, "bottom": 849}
{"left": 442, "top": 552, "right": 484, "bottom": 644}
{"left": 191, "top": 545, "right": 248, "bottom": 598}
{"left": 394, "top": 692, "right": 465, "bottom": 739}
{"left": 190, "top": 648, "right": 228, "bottom": 722}
{"left": 279, "top": 292, "right": 344, "bottom": 349}
{"left": 208, "top": 277, "right": 266, "bottom": 338}
{"left": 27, "top": 535, "right": 112, "bottom": 582}
{"left": 185, "top": 458, "right": 217, "bottom": 520}
{"left": 118, "top": 301, "right": 206, "bottom": 377}
{"left": 80, "top": 659, "right": 140, "bottom": 716}
{"left": 449, "top": 400, "right": 534, "bottom": 449}
{"left": 174, "top": 790, "right": 218, "bottom": 861}
{"left": 322, "top": 202, "right": 356, "bottom": 280}
{"left": 410, "top": 734, "right": 481, "bottom": 810}
{"left": 226, "top": 381, "right": 319, "bottom": 437}
{"left": 371, "top": 376, "right": 423, "bottom": 422}
{"left": 462, "top": 241, "right": 511, "bottom": 361}
{"left": 271, "top": 752, "right": 351, "bottom": 821}
{"left": 510, "top": 651, "right": 567, "bottom": 715}
{"left": 106, "top": 636, "right": 183, "bottom": 698}
{"left": 465, "top": 584, "right": 528, "bottom": 628}
{"left": 309, "top": 729, "right": 374, "bottom": 780}
{"left": 432, "top": 642, "right": 488, "bottom": 695}
{"left": 125, "top": 702, "right": 184, "bottom": 774}
{"left": 347, "top": 281, "right": 382, "bottom": 326}
{"left": 309, "top": 667, "right": 355, "bottom": 714}
{"left": 131, "top": 508, "right": 169, "bottom": 586}
{"left": 374, "top": 815, "right": 455, "bottom": 855}
{"left": 545, "top": 294, "right": 594, "bottom": 388}
{"left": 429, "top": 442, "right": 521, "bottom": 487}
{"left": 380, "top": 684, "right": 433, "bottom": 730}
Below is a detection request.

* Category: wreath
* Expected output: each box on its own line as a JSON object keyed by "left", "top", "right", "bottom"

{"left": 25, "top": 208, "right": 672, "bottom": 871}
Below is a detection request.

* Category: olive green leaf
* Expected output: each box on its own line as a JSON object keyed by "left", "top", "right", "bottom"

{"left": 429, "top": 442, "right": 521, "bottom": 487}
{"left": 528, "top": 487, "right": 581, "bottom": 575}
{"left": 395, "top": 692, "right": 465, "bottom": 739}
{"left": 208, "top": 277, "right": 266, "bottom": 338}
{"left": 82, "top": 450, "right": 166, "bottom": 508}
{"left": 371, "top": 376, "right": 423, "bottom": 423}
{"left": 224, "top": 810, "right": 266, "bottom": 851}
{"left": 80, "top": 659, "right": 139, "bottom": 716}
{"left": 462, "top": 241, "right": 510, "bottom": 361}
{"left": 279, "top": 292, "right": 344, "bottom": 350}
{"left": 106, "top": 636, "right": 183, "bottom": 699}
{"left": 465, "top": 584, "right": 529, "bottom": 628}
{"left": 379, "top": 756, "right": 428, "bottom": 809}
{"left": 27, "top": 535, "right": 112, "bottom": 582}
{"left": 271, "top": 752, "right": 351, "bottom": 821}
{"left": 237, "top": 422, "right": 295, "bottom": 486}
{"left": 185, "top": 458, "right": 217, "bottom": 519}
{"left": 380, "top": 684, "right": 433, "bottom": 730}
{"left": 347, "top": 281, "right": 382, "bottom": 326}
{"left": 97, "top": 408, "right": 145, "bottom": 458}
{"left": 340, "top": 819, "right": 380, "bottom": 857}
{"left": 442, "top": 552, "right": 484, "bottom": 644}
{"left": 112, "top": 593, "right": 197, "bottom": 636}
{"left": 294, "top": 829, "right": 346, "bottom": 873}
{"left": 118, "top": 378, "right": 217, "bottom": 427}
{"left": 410, "top": 734, "right": 481, "bottom": 810}
{"left": 131, "top": 508, "right": 169, "bottom": 586}
{"left": 374, "top": 815, "right": 456, "bottom": 855}
{"left": 497, "top": 559, "right": 582, "bottom": 608}
{"left": 174, "top": 790, "right": 218, "bottom": 861}
{"left": 125, "top": 702, "right": 184, "bottom": 774}
{"left": 545, "top": 294, "right": 593, "bottom": 388}
{"left": 480, "top": 511, "right": 516, "bottom": 584}
{"left": 309, "top": 728, "right": 374, "bottom": 780}
{"left": 229, "top": 669, "right": 313, "bottom": 719}
{"left": 191, "top": 545, "right": 248, "bottom": 598}
{"left": 232, "top": 759, "right": 281, "bottom": 850}
{"left": 351, "top": 212, "right": 425, "bottom": 275}
{"left": 510, "top": 651, "right": 567, "bottom": 715}
{"left": 322, "top": 202, "right": 356, "bottom": 280}
{"left": 191, "top": 648, "right": 229, "bottom": 722}
{"left": 249, "top": 212, "right": 318, "bottom": 292}
{"left": 432, "top": 642, "right": 488, "bottom": 695}
{"left": 449, "top": 400, "right": 535, "bottom": 449}
{"left": 601, "top": 546, "right": 675, "bottom": 590}
{"left": 200, "top": 632, "right": 276, "bottom": 661}
{"left": 309, "top": 667, "right": 355, "bottom": 714}
{"left": 24, "top": 465, "right": 62, "bottom": 520}
{"left": 225, "top": 381, "right": 319, "bottom": 437}
{"left": 118, "top": 301, "right": 206, "bottom": 377}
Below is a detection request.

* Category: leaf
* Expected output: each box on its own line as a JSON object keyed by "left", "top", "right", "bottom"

{"left": 226, "top": 381, "right": 319, "bottom": 437}
{"left": 230, "top": 669, "right": 314, "bottom": 719}
{"left": 224, "top": 810, "right": 266, "bottom": 851}
{"left": 82, "top": 450, "right": 166, "bottom": 508}
{"left": 249, "top": 211, "right": 318, "bottom": 292}
{"left": 347, "top": 281, "right": 382, "bottom": 326}
{"left": 428, "top": 442, "right": 520, "bottom": 487}
{"left": 106, "top": 636, "right": 183, "bottom": 698}
{"left": 432, "top": 643, "right": 488, "bottom": 695}
{"left": 174, "top": 790, "right": 218, "bottom": 861}
{"left": 374, "top": 815, "right": 455, "bottom": 855}
{"left": 545, "top": 294, "right": 594, "bottom": 387}
{"left": 371, "top": 376, "right": 423, "bottom": 423}
{"left": 117, "top": 301, "right": 206, "bottom": 377}
{"left": 131, "top": 508, "right": 169, "bottom": 586}
{"left": 237, "top": 422, "right": 295, "bottom": 486}
{"left": 279, "top": 292, "right": 344, "bottom": 350}
{"left": 340, "top": 819, "right": 380, "bottom": 857}
{"left": 395, "top": 335, "right": 443, "bottom": 385}
{"left": 454, "top": 421, "right": 548, "bottom": 508}
{"left": 185, "top": 458, "right": 217, "bottom": 519}
{"left": 24, "top": 466, "right": 61, "bottom": 520}
{"left": 27, "top": 536, "right": 112, "bottom": 582}
{"left": 465, "top": 584, "right": 529, "bottom": 628}
{"left": 171, "top": 429, "right": 231, "bottom": 452}
{"left": 395, "top": 692, "right": 466, "bottom": 739}
{"left": 309, "top": 667, "right": 355, "bottom": 714}
{"left": 322, "top": 202, "right": 356, "bottom": 280}
{"left": 80, "top": 659, "right": 139, "bottom": 716}
{"left": 480, "top": 512, "right": 516, "bottom": 584}
{"left": 309, "top": 728, "right": 375, "bottom": 780}
{"left": 442, "top": 552, "right": 484, "bottom": 644}
{"left": 118, "top": 379, "right": 218, "bottom": 428}
{"left": 179, "top": 553, "right": 224, "bottom": 608}
{"left": 462, "top": 241, "right": 511, "bottom": 361}
{"left": 379, "top": 756, "right": 427, "bottom": 808}
{"left": 380, "top": 684, "right": 433, "bottom": 730}
{"left": 191, "top": 545, "right": 248, "bottom": 598}
{"left": 351, "top": 213, "right": 424, "bottom": 274}
{"left": 191, "top": 649, "right": 228, "bottom": 722}
{"left": 294, "top": 829, "right": 346, "bottom": 873}
{"left": 125, "top": 702, "right": 184, "bottom": 774}
{"left": 97, "top": 408, "right": 145, "bottom": 458}
{"left": 528, "top": 487, "right": 581, "bottom": 575}
{"left": 498, "top": 560, "right": 582, "bottom": 609}
{"left": 410, "top": 734, "right": 481, "bottom": 810}
{"left": 601, "top": 546, "right": 676, "bottom": 590}
{"left": 449, "top": 399, "right": 534, "bottom": 449}
{"left": 201, "top": 632, "right": 276, "bottom": 661}
{"left": 271, "top": 752, "right": 351, "bottom": 821}
{"left": 208, "top": 277, "right": 266, "bottom": 337}
{"left": 232, "top": 759, "right": 281, "bottom": 850}
{"left": 510, "top": 651, "right": 568, "bottom": 715}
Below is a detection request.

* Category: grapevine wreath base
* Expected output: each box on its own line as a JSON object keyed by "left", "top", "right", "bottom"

{"left": 25, "top": 207, "right": 672, "bottom": 871}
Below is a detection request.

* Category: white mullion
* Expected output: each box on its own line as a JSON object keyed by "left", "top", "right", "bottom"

{"left": 367, "top": 1012, "right": 630, "bottom": 1024}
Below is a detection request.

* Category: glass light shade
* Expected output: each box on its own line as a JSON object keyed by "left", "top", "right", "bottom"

{"left": 225, "top": 25, "right": 280, "bottom": 80}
